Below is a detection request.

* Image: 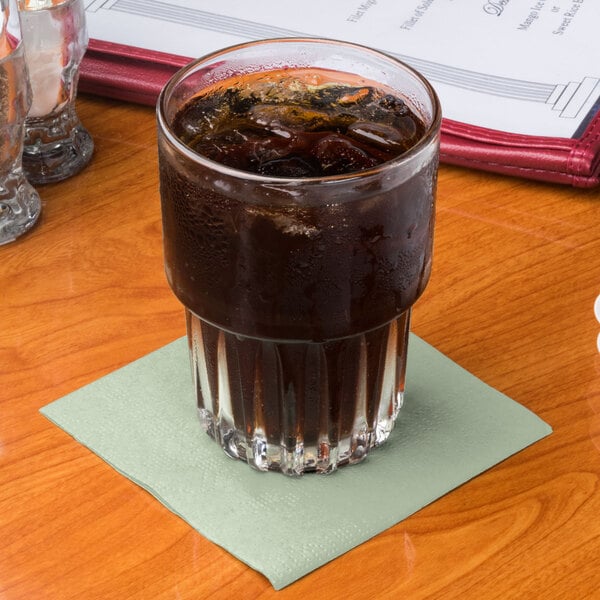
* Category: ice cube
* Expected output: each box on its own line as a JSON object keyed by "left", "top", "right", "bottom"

{"left": 312, "top": 133, "right": 379, "bottom": 175}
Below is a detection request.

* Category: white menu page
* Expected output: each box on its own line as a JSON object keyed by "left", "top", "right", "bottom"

{"left": 84, "top": 0, "right": 600, "bottom": 138}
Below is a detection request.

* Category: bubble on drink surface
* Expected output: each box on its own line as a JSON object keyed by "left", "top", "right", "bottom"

{"left": 247, "top": 104, "right": 350, "bottom": 132}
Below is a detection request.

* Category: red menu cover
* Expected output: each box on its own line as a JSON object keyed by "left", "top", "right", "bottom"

{"left": 80, "top": 39, "right": 600, "bottom": 188}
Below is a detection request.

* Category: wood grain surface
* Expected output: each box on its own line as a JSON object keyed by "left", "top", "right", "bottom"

{"left": 1, "top": 94, "right": 600, "bottom": 599}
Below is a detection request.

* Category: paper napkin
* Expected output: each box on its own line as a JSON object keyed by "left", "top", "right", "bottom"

{"left": 41, "top": 335, "right": 552, "bottom": 589}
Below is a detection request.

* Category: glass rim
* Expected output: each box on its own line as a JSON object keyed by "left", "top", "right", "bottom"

{"left": 157, "top": 36, "right": 442, "bottom": 185}
{"left": 17, "top": 0, "right": 77, "bottom": 10}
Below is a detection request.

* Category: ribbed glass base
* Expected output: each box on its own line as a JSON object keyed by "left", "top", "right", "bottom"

{"left": 0, "top": 175, "right": 41, "bottom": 246}
{"left": 186, "top": 309, "right": 410, "bottom": 476}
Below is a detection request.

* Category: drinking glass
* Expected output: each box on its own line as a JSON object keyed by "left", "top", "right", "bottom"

{"left": 0, "top": 0, "right": 41, "bottom": 245}
{"left": 19, "top": 0, "right": 93, "bottom": 184}
{"left": 157, "top": 38, "right": 441, "bottom": 475}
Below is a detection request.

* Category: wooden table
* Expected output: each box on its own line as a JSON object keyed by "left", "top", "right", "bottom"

{"left": 2, "top": 94, "right": 600, "bottom": 599}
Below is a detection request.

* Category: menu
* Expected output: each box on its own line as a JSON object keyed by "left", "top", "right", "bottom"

{"left": 84, "top": 0, "right": 599, "bottom": 138}
{"left": 81, "top": 0, "right": 600, "bottom": 186}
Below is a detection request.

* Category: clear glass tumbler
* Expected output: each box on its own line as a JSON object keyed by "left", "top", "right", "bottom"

{"left": 157, "top": 38, "right": 441, "bottom": 475}
{"left": 19, "top": 0, "right": 93, "bottom": 184}
{"left": 0, "top": 0, "right": 41, "bottom": 245}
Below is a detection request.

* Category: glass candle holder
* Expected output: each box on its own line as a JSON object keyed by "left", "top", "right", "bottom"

{"left": 0, "top": 0, "right": 41, "bottom": 245}
{"left": 19, "top": 0, "right": 93, "bottom": 185}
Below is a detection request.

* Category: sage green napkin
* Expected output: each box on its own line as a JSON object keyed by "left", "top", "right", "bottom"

{"left": 41, "top": 335, "right": 551, "bottom": 590}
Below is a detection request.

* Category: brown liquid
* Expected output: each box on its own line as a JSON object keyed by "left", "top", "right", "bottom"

{"left": 172, "top": 68, "right": 426, "bottom": 177}
{"left": 159, "top": 68, "right": 437, "bottom": 473}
